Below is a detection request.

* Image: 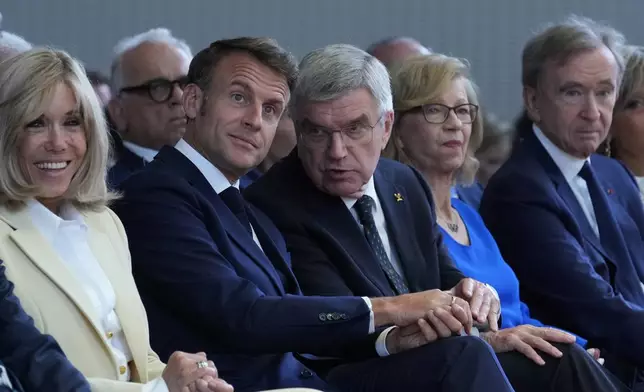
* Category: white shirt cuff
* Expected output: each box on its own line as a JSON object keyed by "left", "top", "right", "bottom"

{"left": 142, "top": 377, "right": 169, "bottom": 392}
{"left": 375, "top": 326, "right": 397, "bottom": 357}
{"left": 362, "top": 297, "right": 375, "bottom": 333}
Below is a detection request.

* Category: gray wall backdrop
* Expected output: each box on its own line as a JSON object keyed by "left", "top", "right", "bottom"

{"left": 2, "top": 0, "right": 644, "bottom": 121}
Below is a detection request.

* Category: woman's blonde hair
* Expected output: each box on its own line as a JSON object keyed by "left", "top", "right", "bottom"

{"left": 385, "top": 53, "right": 483, "bottom": 185}
{"left": 601, "top": 45, "right": 644, "bottom": 158}
{"left": 0, "top": 47, "right": 116, "bottom": 210}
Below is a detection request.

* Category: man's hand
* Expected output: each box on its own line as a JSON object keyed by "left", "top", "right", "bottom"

{"left": 481, "top": 326, "right": 576, "bottom": 365}
{"left": 385, "top": 319, "right": 438, "bottom": 355}
{"left": 374, "top": 289, "right": 473, "bottom": 335}
{"left": 450, "top": 278, "right": 500, "bottom": 331}
{"left": 162, "top": 351, "right": 221, "bottom": 392}
{"left": 186, "top": 376, "right": 234, "bottom": 392}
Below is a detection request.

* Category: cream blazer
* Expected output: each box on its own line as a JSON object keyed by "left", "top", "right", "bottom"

{"left": 0, "top": 204, "right": 165, "bottom": 392}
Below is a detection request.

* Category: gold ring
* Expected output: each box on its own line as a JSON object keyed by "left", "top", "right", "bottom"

{"left": 196, "top": 360, "right": 208, "bottom": 369}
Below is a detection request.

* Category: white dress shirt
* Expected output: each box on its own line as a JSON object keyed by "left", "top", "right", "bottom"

{"left": 27, "top": 200, "right": 168, "bottom": 392}
{"left": 635, "top": 177, "right": 644, "bottom": 206}
{"left": 173, "top": 139, "right": 392, "bottom": 356}
{"left": 122, "top": 141, "right": 159, "bottom": 163}
{"left": 533, "top": 126, "right": 598, "bottom": 236}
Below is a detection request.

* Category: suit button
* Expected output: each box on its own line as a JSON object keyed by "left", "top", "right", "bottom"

{"left": 340, "top": 313, "right": 348, "bottom": 320}
{"left": 119, "top": 365, "right": 127, "bottom": 375}
{"left": 326, "top": 313, "right": 334, "bottom": 321}
{"left": 318, "top": 313, "right": 327, "bottom": 321}
{"left": 106, "top": 331, "right": 114, "bottom": 339}
{"left": 331, "top": 313, "right": 340, "bottom": 321}
{"left": 300, "top": 369, "right": 313, "bottom": 378}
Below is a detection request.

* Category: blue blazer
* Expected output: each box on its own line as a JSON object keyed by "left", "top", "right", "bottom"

{"left": 0, "top": 263, "right": 89, "bottom": 392}
{"left": 454, "top": 182, "right": 484, "bottom": 210}
{"left": 107, "top": 130, "right": 146, "bottom": 188}
{"left": 480, "top": 129, "right": 644, "bottom": 371}
{"left": 244, "top": 151, "right": 465, "bottom": 298}
{"left": 240, "top": 168, "right": 263, "bottom": 189}
{"left": 112, "top": 146, "right": 380, "bottom": 392}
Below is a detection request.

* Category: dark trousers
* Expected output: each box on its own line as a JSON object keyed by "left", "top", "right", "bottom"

{"left": 498, "top": 342, "right": 631, "bottom": 392}
{"left": 326, "top": 336, "right": 513, "bottom": 392}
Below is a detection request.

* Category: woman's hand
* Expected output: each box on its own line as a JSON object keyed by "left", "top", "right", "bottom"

{"left": 481, "top": 325, "right": 576, "bottom": 365}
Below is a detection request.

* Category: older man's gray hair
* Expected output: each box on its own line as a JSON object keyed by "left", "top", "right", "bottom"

{"left": 289, "top": 44, "right": 393, "bottom": 120}
{"left": 109, "top": 27, "right": 192, "bottom": 93}
{"left": 522, "top": 15, "right": 626, "bottom": 89}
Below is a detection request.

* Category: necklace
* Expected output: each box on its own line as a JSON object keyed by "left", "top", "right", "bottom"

{"left": 438, "top": 209, "right": 459, "bottom": 233}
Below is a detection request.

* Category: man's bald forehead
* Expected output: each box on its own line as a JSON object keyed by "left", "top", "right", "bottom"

{"left": 368, "top": 37, "right": 431, "bottom": 67}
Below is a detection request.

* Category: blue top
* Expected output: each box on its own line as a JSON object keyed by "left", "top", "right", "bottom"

{"left": 441, "top": 198, "right": 587, "bottom": 347}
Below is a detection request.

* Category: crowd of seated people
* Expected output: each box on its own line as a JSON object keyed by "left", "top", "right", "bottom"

{"left": 0, "top": 10, "right": 644, "bottom": 392}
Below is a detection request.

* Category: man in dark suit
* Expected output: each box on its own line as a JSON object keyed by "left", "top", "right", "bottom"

{"left": 107, "top": 128, "right": 147, "bottom": 188}
{"left": 246, "top": 42, "right": 628, "bottom": 392}
{"left": 113, "top": 37, "right": 514, "bottom": 392}
{"left": 479, "top": 16, "right": 644, "bottom": 390}
{"left": 107, "top": 28, "right": 192, "bottom": 187}
{"left": 0, "top": 263, "right": 90, "bottom": 392}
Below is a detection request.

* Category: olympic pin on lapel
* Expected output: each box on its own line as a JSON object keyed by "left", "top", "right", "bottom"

{"left": 394, "top": 192, "right": 403, "bottom": 202}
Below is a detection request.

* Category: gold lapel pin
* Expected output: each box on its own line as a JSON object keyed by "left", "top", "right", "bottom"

{"left": 394, "top": 192, "right": 403, "bottom": 202}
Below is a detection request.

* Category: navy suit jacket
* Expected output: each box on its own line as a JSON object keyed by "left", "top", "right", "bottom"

{"left": 107, "top": 130, "right": 147, "bottom": 188}
{"left": 112, "top": 146, "right": 381, "bottom": 392}
{"left": 244, "top": 151, "right": 465, "bottom": 299}
{"left": 0, "top": 263, "right": 89, "bottom": 392}
{"left": 455, "top": 182, "right": 484, "bottom": 210}
{"left": 240, "top": 168, "right": 263, "bottom": 189}
{"left": 480, "top": 129, "right": 644, "bottom": 371}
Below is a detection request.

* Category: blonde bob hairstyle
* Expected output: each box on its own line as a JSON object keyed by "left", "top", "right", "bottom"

{"left": 0, "top": 47, "right": 115, "bottom": 210}
{"left": 385, "top": 54, "right": 483, "bottom": 185}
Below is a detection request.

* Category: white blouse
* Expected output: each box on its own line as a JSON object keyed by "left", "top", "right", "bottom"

{"left": 635, "top": 177, "right": 644, "bottom": 206}
{"left": 27, "top": 200, "right": 167, "bottom": 392}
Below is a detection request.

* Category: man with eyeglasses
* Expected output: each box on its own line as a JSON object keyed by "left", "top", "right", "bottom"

{"left": 113, "top": 37, "right": 514, "bottom": 392}
{"left": 107, "top": 28, "right": 192, "bottom": 187}
{"left": 243, "top": 43, "right": 516, "bottom": 390}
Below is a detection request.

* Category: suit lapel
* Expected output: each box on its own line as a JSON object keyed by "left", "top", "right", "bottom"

{"left": 526, "top": 132, "right": 616, "bottom": 266}
{"left": 84, "top": 213, "right": 148, "bottom": 380}
{"left": 155, "top": 147, "right": 286, "bottom": 294}
{"left": 246, "top": 207, "right": 298, "bottom": 294}
{"left": 0, "top": 206, "right": 114, "bottom": 363}
{"left": 374, "top": 169, "right": 424, "bottom": 292}
{"left": 291, "top": 158, "right": 395, "bottom": 296}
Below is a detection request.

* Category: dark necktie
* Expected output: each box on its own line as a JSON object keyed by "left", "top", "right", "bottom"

{"left": 354, "top": 195, "right": 409, "bottom": 294}
{"left": 219, "top": 187, "right": 252, "bottom": 236}
{"left": 578, "top": 162, "right": 628, "bottom": 256}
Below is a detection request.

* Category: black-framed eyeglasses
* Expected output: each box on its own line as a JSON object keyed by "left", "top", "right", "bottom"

{"left": 298, "top": 115, "right": 384, "bottom": 149}
{"left": 411, "top": 103, "right": 479, "bottom": 124}
{"left": 119, "top": 76, "right": 190, "bottom": 103}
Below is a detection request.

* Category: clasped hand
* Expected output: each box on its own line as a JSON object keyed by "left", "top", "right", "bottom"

{"left": 386, "top": 279, "right": 500, "bottom": 353}
{"left": 162, "top": 351, "right": 234, "bottom": 392}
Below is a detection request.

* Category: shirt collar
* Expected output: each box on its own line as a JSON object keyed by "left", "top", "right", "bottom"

{"left": 635, "top": 176, "right": 644, "bottom": 189}
{"left": 341, "top": 176, "right": 378, "bottom": 211}
{"left": 122, "top": 141, "right": 159, "bottom": 163}
{"left": 533, "top": 124, "right": 590, "bottom": 182}
{"left": 26, "top": 199, "right": 87, "bottom": 242}
{"left": 174, "top": 138, "right": 239, "bottom": 194}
